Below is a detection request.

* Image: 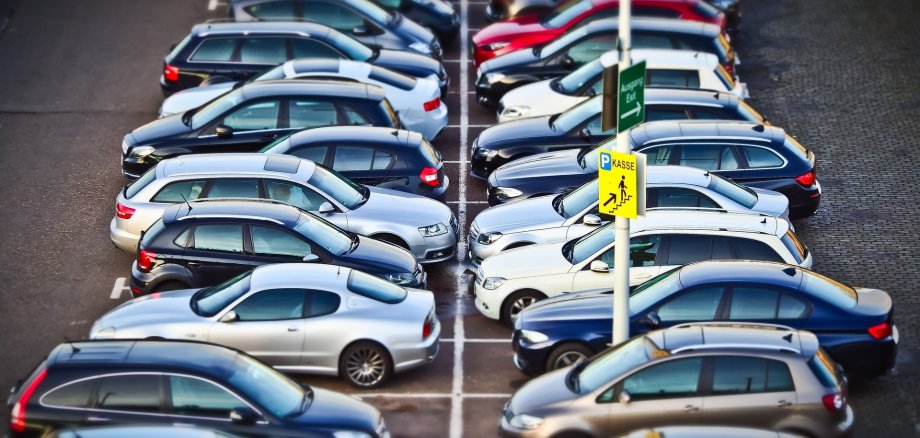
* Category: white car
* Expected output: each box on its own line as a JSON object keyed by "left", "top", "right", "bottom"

{"left": 498, "top": 49, "right": 750, "bottom": 123}
{"left": 159, "top": 58, "right": 447, "bottom": 140}
{"left": 469, "top": 165, "right": 791, "bottom": 264}
{"left": 473, "top": 209, "right": 812, "bottom": 322}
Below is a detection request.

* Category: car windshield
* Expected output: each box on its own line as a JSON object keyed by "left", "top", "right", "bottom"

{"left": 307, "top": 165, "right": 368, "bottom": 209}
{"left": 347, "top": 269, "right": 408, "bottom": 303}
{"left": 707, "top": 173, "right": 757, "bottom": 208}
{"left": 252, "top": 65, "right": 287, "bottom": 82}
{"left": 192, "top": 270, "right": 253, "bottom": 317}
{"left": 554, "top": 96, "right": 602, "bottom": 132}
{"left": 540, "top": 26, "right": 587, "bottom": 58}
{"left": 628, "top": 266, "right": 684, "bottom": 312}
{"left": 190, "top": 88, "right": 245, "bottom": 129}
{"left": 563, "top": 222, "right": 613, "bottom": 264}
{"left": 572, "top": 336, "right": 660, "bottom": 394}
{"left": 227, "top": 353, "right": 307, "bottom": 418}
{"left": 556, "top": 57, "right": 605, "bottom": 95}
{"left": 293, "top": 213, "right": 354, "bottom": 255}
{"left": 329, "top": 31, "right": 374, "bottom": 61}
{"left": 577, "top": 136, "right": 615, "bottom": 169}
{"left": 541, "top": 0, "right": 592, "bottom": 28}
{"left": 557, "top": 179, "right": 599, "bottom": 218}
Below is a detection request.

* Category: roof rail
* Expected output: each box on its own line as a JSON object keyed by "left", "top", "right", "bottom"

{"left": 177, "top": 214, "right": 285, "bottom": 225}
{"left": 671, "top": 322, "right": 796, "bottom": 331}
{"left": 646, "top": 207, "right": 775, "bottom": 218}
{"left": 670, "top": 343, "right": 800, "bottom": 355}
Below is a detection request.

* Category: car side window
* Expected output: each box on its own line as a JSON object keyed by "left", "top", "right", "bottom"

{"left": 95, "top": 374, "right": 162, "bottom": 413}
{"left": 340, "top": 105, "right": 372, "bottom": 126}
{"left": 169, "top": 375, "right": 248, "bottom": 418}
{"left": 663, "top": 234, "right": 714, "bottom": 265}
{"left": 307, "top": 290, "right": 341, "bottom": 317}
{"left": 692, "top": 109, "right": 732, "bottom": 120}
{"left": 304, "top": 1, "right": 364, "bottom": 32}
{"left": 290, "top": 38, "right": 343, "bottom": 59}
{"left": 621, "top": 358, "right": 702, "bottom": 400}
{"left": 151, "top": 180, "right": 207, "bottom": 203}
{"left": 741, "top": 146, "right": 784, "bottom": 168}
{"left": 726, "top": 237, "right": 785, "bottom": 263}
{"left": 651, "top": 187, "right": 719, "bottom": 208}
{"left": 372, "top": 149, "right": 394, "bottom": 170}
{"left": 233, "top": 289, "right": 307, "bottom": 321}
{"left": 191, "top": 224, "right": 244, "bottom": 253}
{"left": 585, "top": 115, "right": 616, "bottom": 136}
{"left": 41, "top": 378, "right": 96, "bottom": 408}
{"left": 631, "top": 33, "right": 674, "bottom": 49}
{"left": 646, "top": 109, "right": 690, "bottom": 122}
{"left": 566, "top": 34, "right": 618, "bottom": 64}
{"left": 678, "top": 145, "right": 739, "bottom": 171}
{"left": 657, "top": 287, "right": 724, "bottom": 322}
{"left": 641, "top": 146, "right": 672, "bottom": 165}
{"left": 778, "top": 294, "right": 808, "bottom": 319}
{"left": 289, "top": 100, "right": 338, "bottom": 129}
{"left": 647, "top": 69, "right": 701, "bottom": 88}
{"left": 712, "top": 356, "right": 768, "bottom": 394}
{"left": 630, "top": 235, "right": 661, "bottom": 267}
{"left": 250, "top": 225, "right": 312, "bottom": 258}
{"left": 190, "top": 38, "right": 238, "bottom": 62}
{"left": 633, "top": 7, "right": 681, "bottom": 19}
{"left": 334, "top": 146, "right": 375, "bottom": 171}
{"left": 204, "top": 178, "right": 260, "bottom": 199}
{"left": 290, "top": 146, "right": 329, "bottom": 164}
{"left": 221, "top": 101, "right": 280, "bottom": 131}
{"left": 243, "top": 0, "right": 296, "bottom": 19}
{"left": 264, "top": 180, "right": 327, "bottom": 211}
{"left": 766, "top": 360, "right": 795, "bottom": 391}
{"left": 729, "top": 286, "right": 779, "bottom": 320}
{"left": 239, "top": 37, "right": 288, "bottom": 64}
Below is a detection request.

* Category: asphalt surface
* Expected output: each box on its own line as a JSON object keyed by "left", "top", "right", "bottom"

{"left": 0, "top": 0, "right": 919, "bottom": 436}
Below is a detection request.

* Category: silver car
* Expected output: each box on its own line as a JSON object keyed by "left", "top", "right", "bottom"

{"left": 90, "top": 263, "right": 440, "bottom": 388}
{"left": 110, "top": 154, "right": 458, "bottom": 263}
{"left": 469, "top": 165, "right": 790, "bottom": 265}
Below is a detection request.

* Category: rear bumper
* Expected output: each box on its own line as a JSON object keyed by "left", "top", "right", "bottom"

{"left": 393, "top": 322, "right": 441, "bottom": 373}
{"left": 827, "top": 333, "right": 898, "bottom": 378}
{"left": 110, "top": 218, "right": 140, "bottom": 253}
{"left": 788, "top": 181, "right": 822, "bottom": 219}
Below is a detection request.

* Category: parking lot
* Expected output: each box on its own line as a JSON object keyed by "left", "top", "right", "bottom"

{"left": 1, "top": 0, "right": 919, "bottom": 436}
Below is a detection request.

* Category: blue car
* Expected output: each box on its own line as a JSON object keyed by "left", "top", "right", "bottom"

{"left": 512, "top": 260, "right": 898, "bottom": 378}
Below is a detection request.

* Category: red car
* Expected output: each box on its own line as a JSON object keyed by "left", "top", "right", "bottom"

{"left": 472, "top": 0, "right": 726, "bottom": 66}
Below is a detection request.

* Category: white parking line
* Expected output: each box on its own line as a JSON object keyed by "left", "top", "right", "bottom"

{"left": 441, "top": 338, "right": 508, "bottom": 342}
{"left": 207, "top": 0, "right": 224, "bottom": 11}
{"left": 447, "top": 200, "right": 488, "bottom": 204}
{"left": 447, "top": 124, "right": 492, "bottom": 128}
{"left": 110, "top": 277, "right": 129, "bottom": 300}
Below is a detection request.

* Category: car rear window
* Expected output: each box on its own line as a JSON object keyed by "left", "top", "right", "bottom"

{"left": 166, "top": 34, "right": 193, "bottom": 63}
{"left": 139, "top": 218, "right": 167, "bottom": 249}
{"left": 707, "top": 173, "right": 757, "bottom": 208}
{"left": 368, "top": 66, "right": 417, "bottom": 91}
{"left": 781, "top": 230, "right": 808, "bottom": 264}
{"left": 191, "top": 38, "right": 239, "bottom": 62}
{"left": 736, "top": 100, "right": 766, "bottom": 123}
{"left": 801, "top": 270, "right": 857, "bottom": 309}
{"left": 125, "top": 168, "right": 158, "bottom": 199}
{"left": 783, "top": 135, "right": 810, "bottom": 161}
{"left": 692, "top": 1, "right": 723, "bottom": 18}
{"left": 714, "top": 64, "right": 736, "bottom": 90}
{"left": 418, "top": 139, "right": 442, "bottom": 165}
{"left": 808, "top": 348, "right": 844, "bottom": 388}
{"left": 347, "top": 269, "right": 408, "bottom": 304}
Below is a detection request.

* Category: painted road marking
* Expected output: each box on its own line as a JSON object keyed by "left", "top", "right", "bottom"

{"left": 110, "top": 277, "right": 130, "bottom": 299}
{"left": 207, "top": 0, "right": 223, "bottom": 11}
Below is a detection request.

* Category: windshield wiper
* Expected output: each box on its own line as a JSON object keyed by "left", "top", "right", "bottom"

{"left": 547, "top": 113, "right": 560, "bottom": 130}
{"left": 180, "top": 109, "right": 194, "bottom": 127}
{"left": 562, "top": 240, "right": 574, "bottom": 263}
{"left": 343, "top": 233, "right": 360, "bottom": 255}
{"left": 532, "top": 46, "right": 542, "bottom": 57}
{"left": 552, "top": 194, "right": 565, "bottom": 216}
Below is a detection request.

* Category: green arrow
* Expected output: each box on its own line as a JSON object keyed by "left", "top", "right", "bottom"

{"left": 620, "top": 101, "right": 641, "bottom": 120}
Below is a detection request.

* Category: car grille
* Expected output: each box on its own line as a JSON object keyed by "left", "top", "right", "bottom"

{"left": 431, "top": 39, "right": 443, "bottom": 58}
{"left": 476, "top": 266, "right": 484, "bottom": 284}
{"left": 502, "top": 400, "right": 513, "bottom": 422}
{"left": 469, "top": 222, "right": 480, "bottom": 242}
{"left": 450, "top": 215, "right": 460, "bottom": 238}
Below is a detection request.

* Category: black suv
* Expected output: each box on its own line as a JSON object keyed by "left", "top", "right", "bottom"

{"left": 161, "top": 21, "right": 447, "bottom": 94}
{"left": 262, "top": 126, "right": 448, "bottom": 198}
{"left": 130, "top": 200, "right": 424, "bottom": 295}
{"left": 123, "top": 80, "right": 400, "bottom": 181}
{"left": 7, "top": 340, "right": 387, "bottom": 438}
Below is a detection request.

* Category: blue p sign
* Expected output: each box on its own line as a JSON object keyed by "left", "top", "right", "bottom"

{"left": 599, "top": 151, "right": 612, "bottom": 171}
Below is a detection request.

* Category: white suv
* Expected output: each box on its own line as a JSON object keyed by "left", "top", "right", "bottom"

{"left": 473, "top": 210, "right": 812, "bottom": 323}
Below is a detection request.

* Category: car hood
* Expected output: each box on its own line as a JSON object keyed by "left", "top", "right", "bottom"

{"left": 346, "top": 235, "right": 418, "bottom": 273}
{"left": 293, "top": 386, "right": 379, "bottom": 432}
{"left": 360, "top": 187, "right": 453, "bottom": 226}
{"left": 473, "top": 15, "right": 550, "bottom": 45}
{"left": 95, "top": 289, "right": 200, "bottom": 329}
{"left": 477, "top": 116, "right": 556, "bottom": 147}
{"left": 159, "top": 82, "right": 237, "bottom": 117}
{"left": 491, "top": 149, "right": 583, "bottom": 187}
{"left": 510, "top": 367, "right": 576, "bottom": 415}
{"left": 499, "top": 79, "right": 585, "bottom": 120}
{"left": 750, "top": 187, "right": 791, "bottom": 218}
{"left": 472, "top": 195, "right": 564, "bottom": 234}
{"left": 481, "top": 241, "right": 569, "bottom": 279}
{"left": 373, "top": 49, "right": 441, "bottom": 78}
{"left": 519, "top": 292, "right": 612, "bottom": 327}
{"left": 479, "top": 46, "right": 540, "bottom": 73}
{"left": 130, "top": 113, "right": 192, "bottom": 145}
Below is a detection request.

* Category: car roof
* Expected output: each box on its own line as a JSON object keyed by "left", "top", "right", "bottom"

{"left": 285, "top": 58, "right": 342, "bottom": 74}
{"left": 159, "top": 153, "right": 315, "bottom": 181}
{"left": 645, "top": 165, "right": 713, "bottom": 186}
{"left": 585, "top": 17, "right": 719, "bottom": 37}
{"left": 677, "top": 260, "right": 805, "bottom": 290}
{"left": 630, "top": 120, "right": 784, "bottom": 146}
{"left": 286, "top": 126, "right": 424, "bottom": 148}
{"left": 191, "top": 20, "right": 333, "bottom": 37}
{"left": 626, "top": 209, "right": 786, "bottom": 236}
{"left": 647, "top": 323, "right": 820, "bottom": 359}
{"left": 238, "top": 80, "right": 385, "bottom": 101}
{"left": 643, "top": 87, "right": 738, "bottom": 108}
{"left": 164, "top": 199, "right": 304, "bottom": 226}
{"left": 250, "top": 263, "right": 353, "bottom": 292}
{"left": 46, "top": 341, "right": 243, "bottom": 379}
{"left": 599, "top": 49, "right": 719, "bottom": 70}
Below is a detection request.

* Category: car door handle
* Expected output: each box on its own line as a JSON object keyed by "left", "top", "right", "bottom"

{"left": 287, "top": 327, "right": 299, "bottom": 332}
{"left": 682, "top": 405, "right": 700, "bottom": 413}
{"left": 260, "top": 133, "right": 278, "bottom": 141}
{"left": 86, "top": 416, "right": 110, "bottom": 422}
{"left": 776, "top": 400, "right": 793, "bottom": 408}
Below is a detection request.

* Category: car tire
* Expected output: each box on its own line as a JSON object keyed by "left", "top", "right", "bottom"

{"left": 551, "top": 432, "right": 592, "bottom": 438}
{"left": 340, "top": 341, "right": 393, "bottom": 389}
{"left": 546, "top": 342, "right": 594, "bottom": 372}
{"left": 373, "top": 234, "right": 410, "bottom": 250}
{"left": 152, "top": 281, "right": 186, "bottom": 293}
{"left": 501, "top": 290, "right": 545, "bottom": 325}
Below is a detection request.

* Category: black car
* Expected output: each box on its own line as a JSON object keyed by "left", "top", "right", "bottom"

{"left": 7, "top": 340, "right": 386, "bottom": 438}
{"left": 488, "top": 121, "right": 821, "bottom": 218}
{"left": 512, "top": 260, "right": 897, "bottom": 378}
{"left": 371, "top": 0, "right": 459, "bottom": 41}
{"left": 261, "top": 126, "right": 449, "bottom": 198}
{"left": 161, "top": 21, "right": 448, "bottom": 94}
{"left": 129, "top": 200, "right": 424, "bottom": 295}
{"left": 123, "top": 80, "right": 400, "bottom": 181}
{"left": 475, "top": 17, "right": 733, "bottom": 105}
{"left": 473, "top": 89, "right": 767, "bottom": 178}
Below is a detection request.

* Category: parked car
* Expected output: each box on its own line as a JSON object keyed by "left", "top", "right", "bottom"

{"left": 113, "top": 154, "right": 457, "bottom": 262}
{"left": 123, "top": 80, "right": 400, "bottom": 181}
{"left": 497, "top": 48, "right": 749, "bottom": 123}
{"left": 707, "top": 0, "right": 741, "bottom": 33}
{"left": 619, "top": 426, "right": 803, "bottom": 438}
{"left": 160, "top": 21, "right": 448, "bottom": 95}
{"left": 128, "top": 200, "right": 426, "bottom": 295}
{"left": 500, "top": 324, "right": 854, "bottom": 438}
{"left": 92, "top": 263, "right": 439, "bottom": 388}
{"left": 48, "top": 426, "right": 244, "bottom": 438}
{"left": 485, "top": 0, "right": 723, "bottom": 22}
{"left": 514, "top": 260, "right": 897, "bottom": 377}
{"left": 227, "top": 0, "right": 443, "bottom": 59}
{"left": 475, "top": 17, "right": 735, "bottom": 105}
{"left": 474, "top": 209, "right": 811, "bottom": 322}
{"left": 470, "top": 165, "right": 790, "bottom": 264}
{"left": 474, "top": 0, "right": 725, "bottom": 65}
{"left": 488, "top": 121, "right": 820, "bottom": 219}
{"left": 261, "top": 126, "right": 449, "bottom": 198}
{"left": 7, "top": 340, "right": 389, "bottom": 438}
{"left": 160, "top": 59, "right": 446, "bottom": 140}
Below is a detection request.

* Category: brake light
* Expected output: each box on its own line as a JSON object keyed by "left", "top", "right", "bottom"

{"left": 164, "top": 64, "right": 179, "bottom": 82}
{"left": 137, "top": 249, "right": 157, "bottom": 272}
{"left": 116, "top": 202, "right": 136, "bottom": 219}
{"left": 423, "top": 97, "right": 441, "bottom": 112}
{"left": 423, "top": 317, "right": 433, "bottom": 339}
{"left": 795, "top": 170, "right": 816, "bottom": 187}
{"left": 821, "top": 393, "right": 845, "bottom": 413}
{"left": 420, "top": 167, "right": 439, "bottom": 187}
{"left": 868, "top": 321, "right": 892, "bottom": 340}
{"left": 724, "top": 63, "right": 734, "bottom": 76}
{"left": 10, "top": 368, "right": 47, "bottom": 433}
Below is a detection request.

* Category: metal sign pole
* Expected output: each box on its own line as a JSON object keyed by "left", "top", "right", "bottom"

{"left": 613, "top": 0, "right": 632, "bottom": 345}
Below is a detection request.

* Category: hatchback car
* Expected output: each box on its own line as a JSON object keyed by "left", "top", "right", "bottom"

{"left": 160, "top": 59, "right": 446, "bottom": 140}
{"left": 93, "top": 263, "right": 440, "bottom": 388}
{"left": 7, "top": 340, "right": 388, "bottom": 438}
{"left": 500, "top": 324, "right": 853, "bottom": 438}
{"left": 122, "top": 80, "right": 400, "bottom": 181}
{"left": 485, "top": 0, "right": 723, "bottom": 22}
{"left": 228, "top": 0, "right": 442, "bottom": 59}
{"left": 129, "top": 200, "right": 425, "bottom": 295}
{"left": 474, "top": 209, "right": 811, "bottom": 322}
{"left": 161, "top": 21, "right": 448, "bottom": 94}
{"left": 513, "top": 260, "right": 897, "bottom": 377}
{"left": 261, "top": 126, "right": 449, "bottom": 198}
{"left": 488, "top": 121, "right": 820, "bottom": 219}
{"left": 474, "top": 0, "right": 725, "bottom": 65}
{"left": 470, "top": 165, "right": 790, "bottom": 264}
{"left": 112, "top": 154, "right": 458, "bottom": 262}
{"left": 475, "top": 18, "right": 734, "bottom": 105}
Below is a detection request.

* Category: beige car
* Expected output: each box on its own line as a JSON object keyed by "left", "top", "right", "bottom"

{"left": 499, "top": 323, "right": 853, "bottom": 438}
{"left": 620, "top": 426, "right": 805, "bottom": 438}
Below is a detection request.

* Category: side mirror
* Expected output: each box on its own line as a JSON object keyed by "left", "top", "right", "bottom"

{"left": 590, "top": 260, "right": 609, "bottom": 273}
{"left": 579, "top": 128, "right": 591, "bottom": 141}
{"left": 642, "top": 311, "right": 660, "bottom": 328}
{"left": 561, "top": 55, "right": 575, "bottom": 69}
{"left": 219, "top": 311, "right": 238, "bottom": 323}
{"left": 352, "top": 24, "right": 368, "bottom": 35}
{"left": 583, "top": 214, "right": 601, "bottom": 226}
{"left": 302, "top": 254, "right": 320, "bottom": 263}
{"left": 229, "top": 407, "right": 259, "bottom": 425}
{"left": 618, "top": 390, "right": 631, "bottom": 405}
{"left": 216, "top": 125, "right": 233, "bottom": 139}
{"left": 318, "top": 202, "right": 335, "bottom": 214}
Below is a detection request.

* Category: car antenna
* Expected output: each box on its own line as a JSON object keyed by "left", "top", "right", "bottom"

{"left": 179, "top": 194, "right": 193, "bottom": 212}
{"left": 63, "top": 335, "right": 81, "bottom": 353}
{"left": 761, "top": 218, "right": 767, "bottom": 224}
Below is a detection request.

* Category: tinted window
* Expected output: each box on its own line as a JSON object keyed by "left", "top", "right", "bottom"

{"left": 42, "top": 379, "right": 95, "bottom": 408}
{"left": 541, "top": 0, "right": 591, "bottom": 28}
{"left": 291, "top": 38, "right": 342, "bottom": 59}
{"left": 335, "top": 146, "right": 374, "bottom": 171}
{"left": 206, "top": 179, "right": 260, "bottom": 198}
{"left": 647, "top": 70, "right": 701, "bottom": 88}
{"left": 707, "top": 173, "right": 758, "bottom": 208}
{"left": 665, "top": 235, "right": 713, "bottom": 265}
{"left": 566, "top": 34, "right": 618, "bottom": 64}
{"left": 126, "top": 168, "right": 158, "bottom": 199}
{"left": 347, "top": 269, "right": 408, "bottom": 303}
{"left": 729, "top": 286, "right": 778, "bottom": 320}
{"left": 646, "top": 109, "right": 689, "bottom": 122}
{"left": 243, "top": 0, "right": 296, "bottom": 18}
{"left": 742, "top": 146, "right": 784, "bottom": 168}
{"left": 222, "top": 101, "right": 280, "bottom": 131}
{"left": 289, "top": 100, "right": 338, "bottom": 129}
{"left": 152, "top": 180, "right": 207, "bottom": 203}
{"left": 140, "top": 219, "right": 166, "bottom": 248}
{"left": 712, "top": 356, "right": 767, "bottom": 394}
{"left": 630, "top": 235, "right": 661, "bottom": 268}
{"left": 292, "top": 213, "right": 352, "bottom": 254}
{"left": 767, "top": 360, "right": 795, "bottom": 391}
{"left": 306, "top": 165, "right": 366, "bottom": 209}
{"left": 633, "top": 7, "right": 681, "bottom": 18}
{"left": 191, "top": 38, "right": 238, "bottom": 62}
{"left": 341, "top": 105, "right": 372, "bottom": 126}
{"left": 712, "top": 237, "right": 733, "bottom": 259}
{"left": 642, "top": 146, "right": 672, "bottom": 165}
{"left": 650, "top": 187, "right": 718, "bottom": 208}
{"left": 265, "top": 180, "right": 327, "bottom": 211}
{"left": 290, "top": 146, "right": 329, "bottom": 164}
{"left": 679, "top": 145, "right": 738, "bottom": 171}
{"left": 239, "top": 37, "right": 287, "bottom": 64}
{"left": 193, "top": 224, "right": 244, "bottom": 253}
{"left": 728, "top": 237, "right": 784, "bottom": 262}
{"left": 714, "top": 64, "right": 736, "bottom": 90}
{"left": 808, "top": 348, "right": 844, "bottom": 388}
{"left": 692, "top": 109, "right": 732, "bottom": 120}
{"left": 368, "top": 67, "right": 416, "bottom": 91}
{"left": 251, "top": 225, "right": 312, "bottom": 257}
{"left": 226, "top": 355, "right": 304, "bottom": 417}
{"left": 778, "top": 294, "right": 808, "bottom": 319}
{"left": 194, "top": 271, "right": 253, "bottom": 317}
{"left": 169, "top": 376, "right": 247, "bottom": 418}
{"left": 167, "top": 34, "right": 193, "bottom": 63}
{"left": 174, "top": 227, "right": 192, "bottom": 248}
{"left": 801, "top": 271, "right": 857, "bottom": 309}
{"left": 96, "top": 375, "right": 161, "bottom": 413}
{"left": 631, "top": 33, "right": 674, "bottom": 49}
{"left": 306, "top": 1, "right": 364, "bottom": 31}
{"left": 622, "top": 358, "right": 702, "bottom": 400}
{"left": 234, "top": 289, "right": 306, "bottom": 321}
{"left": 580, "top": 337, "right": 659, "bottom": 396}
{"left": 418, "top": 140, "right": 441, "bottom": 165}
{"left": 657, "top": 287, "right": 724, "bottom": 322}
{"left": 308, "top": 290, "right": 341, "bottom": 317}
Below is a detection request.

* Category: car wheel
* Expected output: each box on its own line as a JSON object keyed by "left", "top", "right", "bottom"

{"left": 546, "top": 342, "right": 594, "bottom": 372}
{"left": 152, "top": 281, "right": 185, "bottom": 293}
{"left": 340, "top": 341, "right": 393, "bottom": 389}
{"left": 501, "top": 290, "right": 545, "bottom": 325}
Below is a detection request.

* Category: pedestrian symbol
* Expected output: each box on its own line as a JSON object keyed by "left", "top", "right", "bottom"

{"left": 598, "top": 150, "right": 639, "bottom": 218}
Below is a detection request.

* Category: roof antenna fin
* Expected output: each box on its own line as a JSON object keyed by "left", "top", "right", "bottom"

{"left": 179, "top": 193, "right": 193, "bottom": 213}
{"left": 63, "top": 335, "right": 81, "bottom": 353}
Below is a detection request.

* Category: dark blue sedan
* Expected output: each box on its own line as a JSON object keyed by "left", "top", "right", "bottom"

{"left": 512, "top": 260, "right": 898, "bottom": 378}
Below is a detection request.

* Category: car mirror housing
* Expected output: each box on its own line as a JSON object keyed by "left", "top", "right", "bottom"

{"left": 590, "top": 260, "right": 609, "bottom": 273}
{"left": 216, "top": 125, "right": 233, "bottom": 139}
{"left": 219, "top": 310, "right": 238, "bottom": 323}
{"left": 618, "top": 390, "right": 631, "bottom": 405}
{"left": 302, "top": 254, "right": 320, "bottom": 263}
{"left": 353, "top": 24, "right": 368, "bottom": 35}
{"left": 318, "top": 202, "right": 335, "bottom": 214}
{"left": 561, "top": 55, "right": 574, "bottom": 68}
{"left": 583, "top": 214, "right": 601, "bottom": 226}
{"left": 229, "top": 407, "right": 259, "bottom": 425}
{"left": 642, "top": 311, "right": 660, "bottom": 328}
{"left": 579, "top": 128, "right": 591, "bottom": 141}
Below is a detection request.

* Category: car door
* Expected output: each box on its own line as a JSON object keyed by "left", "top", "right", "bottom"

{"left": 699, "top": 356, "right": 798, "bottom": 428}
{"left": 298, "top": 289, "right": 347, "bottom": 371}
{"left": 245, "top": 223, "right": 331, "bottom": 268}
{"left": 569, "top": 235, "right": 664, "bottom": 293}
{"left": 330, "top": 145, "right": 396, "bottom": 186}
{"left": 208, "top": 288, "right": 308, "bottom": 367}
{"left": 88, "top": 374, "right": 168, "bottom": 427}
{"left": 165, "top": 374, "right": 270, "bottom": 436}
{"left": 184, "top": 223, "right": 255, "bottom": 286}
{"left": 204, "top": 98, "right": 286, "bottom": 153}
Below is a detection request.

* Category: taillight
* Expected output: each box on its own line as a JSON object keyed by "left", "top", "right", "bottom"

{"left": 821, "top": 393, "right": 845, "bottom": 413}
{"left": 724, "top": 63, "right": 734, "bottom": 76}
{"left": 868, "top": 321, "right": 892, "bottom": 340}
{"left": 795, "top": 170, "right": 816, "bottom": 187}
{"left": 10, "top": 368, "right": 47, "bottom": 433}
{"left": 423, "top": 97, "right": 441, "bottom": 112}
{"left": 420, "top": 167, "right": 439, "bottom": 187}
{"left": 137, "top": 249, "right": 157, "bottom": 272}
{"left": 116, "top": 202, "right": 135, "bottom": 219}
{"left": 164, "top": 64, "right": 180, "bottom": 82}
{"left": 423, "top": 318, "right": 433, "bottom": 338}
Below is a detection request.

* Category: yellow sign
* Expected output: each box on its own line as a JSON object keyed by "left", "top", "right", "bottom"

{"left": 598, "top": 150, "right": 638, "bottom": 219}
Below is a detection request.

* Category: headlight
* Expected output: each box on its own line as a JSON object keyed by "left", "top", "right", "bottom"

{"left": 129, "top": 145, "right": 156, "bottom": 159}
{"left": 482, "top": 277, "right": 505, "bottom": 290}
{"left": 473, "top": 147, "right": 499, "bottom": 160}
{"left": 93, "top": 327, "right": 117, "bottom": 340}
{"left": 509, "top": 413, "right": 544, "bottom": 430}
{"left": 493, "top": 187, "right": 523, "bottom": 199}
{"left": 384, "top": 272, "right": 415, "bottom": 285}
{"left": 121, "top": 139, "right": 130, "bottom": 154}
{"left": 333, "top": 432, "right": 372, "bottom": 438}
{"left": 485, "top": 42, "right": 510, "bottom": 51}
{"left": 501, "top": 105, "right": 531, "bottom": 118}
{"left": 477, "top": 231, "right": 503, "bottom": 245}
{"left": 409, "top": 42, "right": 432, "bottom": 54}
{"left": 419, "top": 223, "right": 448, "bottom": 237}
{"left": 485, "top": 72, "right": 506, "bottom": 84}
{"left": 519, "top": 329, "right": 548, "bottom": 344}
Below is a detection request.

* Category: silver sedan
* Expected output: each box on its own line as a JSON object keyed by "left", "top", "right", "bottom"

{"left": 89, "top": 263, "right": 440, "bottom": 388}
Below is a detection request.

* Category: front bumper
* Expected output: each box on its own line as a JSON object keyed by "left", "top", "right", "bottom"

{"left": 511, "top": 330, "right": 551, "bottom": 376}
{"left": 474, "top": 282, "right": 503, "bottom": 320}
{"left": 110, "top": 217, "right": 140, "bottom": 253}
